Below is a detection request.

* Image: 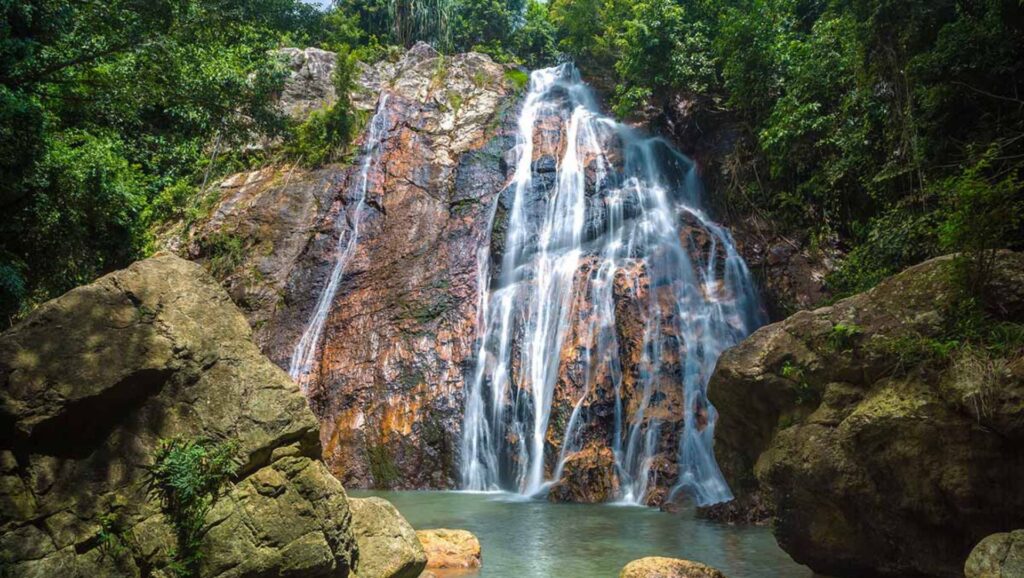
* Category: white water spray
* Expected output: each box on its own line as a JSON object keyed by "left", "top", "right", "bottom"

{"left": 460, "top": 65, "right": 764, "bottom": 506}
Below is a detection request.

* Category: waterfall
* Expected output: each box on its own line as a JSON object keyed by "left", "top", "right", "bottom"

{"left": 289, "top": 94, "right": 391, "bottom": 390}
{"left": 460, "top": 65, "right": 765, "bottom": 506}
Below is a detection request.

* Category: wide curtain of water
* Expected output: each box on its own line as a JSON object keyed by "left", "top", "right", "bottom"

{"left": 460, "top": 64, "right": 764, "bottom": 506}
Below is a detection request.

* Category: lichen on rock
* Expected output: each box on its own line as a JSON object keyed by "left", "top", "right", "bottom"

{"left": 349, "top": 497, "right": 427, "bottom": 578}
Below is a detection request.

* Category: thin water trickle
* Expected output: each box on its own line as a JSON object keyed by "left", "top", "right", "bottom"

{"left": 460, "top": 64, "right": 765, "bottom": 505}
{"left": 289, "top": 94, "right": 391, "bottom": 390}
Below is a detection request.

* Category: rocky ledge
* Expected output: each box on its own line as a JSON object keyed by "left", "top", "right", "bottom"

{"left": 708, "top": 252, "right": 1024, "bottom": 577}
{"left": 0, "top": 254, "right": 419, "bottom": 578}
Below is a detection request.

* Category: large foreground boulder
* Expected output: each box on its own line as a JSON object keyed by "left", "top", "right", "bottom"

{"left": 709, "top": 252, "right": 1024, "bottom": 577}
{"left": 0, "top": 254, "right": 357, "bottom": 577}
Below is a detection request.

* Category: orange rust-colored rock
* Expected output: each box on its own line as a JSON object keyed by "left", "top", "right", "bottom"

{"left": 415, "top": 529, "right": 482, "bottom": 569}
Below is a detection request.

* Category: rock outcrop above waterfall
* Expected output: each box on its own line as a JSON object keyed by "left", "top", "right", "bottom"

{"left": 0, "top": 254, "right": 363, "bottom": 577}
{"left": 965, "top": 529, "right": 1024, "bottom": 578}
{"left": 709, "top": 252, "right": 1024, "bottom": 577}
{"left": 277, "top": 47, "right": 339, "bottom": 119}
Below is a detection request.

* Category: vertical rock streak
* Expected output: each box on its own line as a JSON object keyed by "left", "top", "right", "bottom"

{"left": 289, "top": 94, "right": 391, "bottom": 389}
{"left": 461, "top": 64, "right": 765, "bottom": 505}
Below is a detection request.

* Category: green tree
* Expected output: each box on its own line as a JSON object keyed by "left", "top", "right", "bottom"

{"left": 0, "top": 0, "right": 314, "bottom": 324}
{"left": 512, "top": 0, "right": 557, "bottom": 68}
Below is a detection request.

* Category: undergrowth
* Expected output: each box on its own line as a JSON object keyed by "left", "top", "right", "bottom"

{"left": 147, "top": 437, "right": 238, "bottom": 578}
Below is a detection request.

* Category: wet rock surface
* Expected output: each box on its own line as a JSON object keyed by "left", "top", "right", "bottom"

{"left": 649, "top": 94, "right": 834, "bottom": 319}
{"left": 176, "top": 46, "right": 768, "bottom": 505}
{"left": 174, "top": 45, "right": 520, "bottom": 490}
{"left": 298, "top": 46, "right": 518, "bottom": 490}
{"left": 619, "top": 556, "right": 728, "bottom": 578}
{"left": 548, "top": 446, "right": 619, "bottom": 504}
{"left": 709, "top": 252, "right": 1024, "bottom": 577}
{"left": 0, "top": 254, "right": 357, "bottom": 577}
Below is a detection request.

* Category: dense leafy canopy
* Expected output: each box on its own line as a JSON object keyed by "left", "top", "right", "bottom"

{"left": 548, "top": 0, "right": 1024, "bottom": 297}
{"left": 2, "top": 0, "right": 1021, "bottom": 326}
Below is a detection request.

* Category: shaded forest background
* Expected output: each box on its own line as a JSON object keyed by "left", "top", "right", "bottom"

{"left": 1, "top": 0, "right": 1022, "bottom": 326}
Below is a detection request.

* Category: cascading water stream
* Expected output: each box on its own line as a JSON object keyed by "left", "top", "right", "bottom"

{"left": 460, "top": 64, "right": 765, "bottom": 506}
{"left": 289, "top": 94, "right": 390, "bottom": 390}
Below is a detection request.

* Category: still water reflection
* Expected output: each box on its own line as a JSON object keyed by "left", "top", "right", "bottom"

{"left": 349, "top": 491, "right": 812, "bottom": 578}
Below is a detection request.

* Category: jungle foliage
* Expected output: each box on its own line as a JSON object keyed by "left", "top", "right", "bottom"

{"left": 546, "top": 0, "right": 1024, "bottom": 299}
{"left": 2, "top": 0, "right": 1021, "bottom": 326}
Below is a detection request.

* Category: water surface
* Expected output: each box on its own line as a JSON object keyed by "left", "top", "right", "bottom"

{"left": 350, "top": 490, "right": 811, "bottom": 578}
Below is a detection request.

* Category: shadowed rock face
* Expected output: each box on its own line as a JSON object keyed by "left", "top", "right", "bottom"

{"left": 650, "top": 95, "right": 835, "bottom": 320}
{"left": 708, "top": 252, "right": 1024, "bottom": 578}
{"left": 0, "top": 254, "right": 358, "bottom": 578}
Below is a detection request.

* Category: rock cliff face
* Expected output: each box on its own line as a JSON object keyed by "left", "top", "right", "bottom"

{"left": 0, "top": 254, "right": 358, "bottom": 577}
{"left": 180, "top": 44, "right": 519, "bottom": 489}
{"left": 179, "top": 46, "right": 772, "bottom": 503}
{"left": 708, "top": 252, "right": 1024, "bottom": 577}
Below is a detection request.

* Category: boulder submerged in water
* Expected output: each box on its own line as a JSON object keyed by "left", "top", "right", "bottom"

{"left": 415, "top": 528, "right": 481, "bottom": 569}
{"left": 619, "top": 556, "right": 727, "bottom": 578}
{"left": 709, "top": 252, "right": 1024, "bottom": 577}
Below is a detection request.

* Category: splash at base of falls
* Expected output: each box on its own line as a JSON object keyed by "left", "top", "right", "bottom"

{"left": 288, "top": 94, "right": 390, "bottom": 390}
{"left": 460, "top": 64, "right": 765, "bottom": 506}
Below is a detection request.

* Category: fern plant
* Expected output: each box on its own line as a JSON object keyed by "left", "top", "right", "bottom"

{"left": 147, "top": 437, "right": 238, "bottom": 577}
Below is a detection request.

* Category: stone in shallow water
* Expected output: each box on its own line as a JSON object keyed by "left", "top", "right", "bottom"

{"left": 349, "top": 497, "right": 427, "bottom": 578}
{"left": 620, "top": 556, "right": 728, "bottom": 578}
{"left": 547, "top": 446, "right": 619, "bottom": 504}
{"left": 965, "top": 529, "right": 1024, "bottom": 578}
{"left": 415, "top": 528, "right": 482, "bottom": 569}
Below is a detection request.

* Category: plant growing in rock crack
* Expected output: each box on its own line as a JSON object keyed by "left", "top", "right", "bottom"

{"left": 828, "top": 322, "right": 862, "bottom": 352}
{"left": 96, "top": 510, "right": 132, "bottom": 561}
{"left": 780, "top": 360, "right": 817, "bottom": 406}
{"left": 146, "top": 437, "right": 238, "bottom": 578}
